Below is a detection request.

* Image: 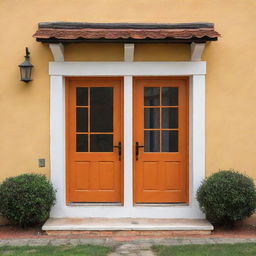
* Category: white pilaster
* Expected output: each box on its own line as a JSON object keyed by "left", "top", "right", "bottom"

{"left": 50, "top": 75, "right": 66, "bottom": 216}
{"left": 123, "top": 76, "right": 133, "bottom": 208}
{"left": 189, "top": 75, "right": 205, "bottom": 214}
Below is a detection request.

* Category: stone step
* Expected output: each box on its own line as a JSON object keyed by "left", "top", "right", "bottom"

{"left": 42, "top": 218, "right": 213, "bottom": 236}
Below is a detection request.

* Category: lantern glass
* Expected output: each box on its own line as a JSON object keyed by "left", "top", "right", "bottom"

{"left": 20, "top": 65, "right": 32, "bottom": 82}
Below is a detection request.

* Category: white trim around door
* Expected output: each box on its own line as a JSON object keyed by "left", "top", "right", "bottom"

{"left": 49, "top": 61, "right": 206, "bottom": 219}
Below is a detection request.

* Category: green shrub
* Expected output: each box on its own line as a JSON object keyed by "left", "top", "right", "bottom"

{"left": 0, "top": 173, "right": 56, "bottom": 227}
{"left": 197, "top": 170, "right": 256, "bottom": 226}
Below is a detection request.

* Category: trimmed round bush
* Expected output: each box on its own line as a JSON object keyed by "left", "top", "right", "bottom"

{"left": 197, "top": 170, "right": 256, "bottom": 226}
{"left": 0, "top": 173, "right": 56, "bottom": 227}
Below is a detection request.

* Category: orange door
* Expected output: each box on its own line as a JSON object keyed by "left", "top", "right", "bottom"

{"left": 66, "top": 77, "right": 123, "bottom": 203}
{"left": 133, "top": 77, "right": 188, "bottom": 203}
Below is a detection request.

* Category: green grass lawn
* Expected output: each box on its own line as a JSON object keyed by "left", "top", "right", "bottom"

{"left": 0, "top": 244, "right": 112, "bottom": 256}
{"left": 153, "top": 243, "right": 256, "bottom": 256}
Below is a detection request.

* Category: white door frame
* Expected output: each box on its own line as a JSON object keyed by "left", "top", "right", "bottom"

{"left": 49, "top": 61, "right": 206, "bottom": 219}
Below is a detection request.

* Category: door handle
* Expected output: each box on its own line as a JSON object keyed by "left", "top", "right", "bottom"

{"left": 136, "top": 142, "right": 144, "bottom": 160}
{"left": 113, "top": 142, "right": 122, "bottom": 161}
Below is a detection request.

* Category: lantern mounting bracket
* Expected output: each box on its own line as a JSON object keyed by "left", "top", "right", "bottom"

{"left": 25, "top": 47, "right": 30, "bottom": 59}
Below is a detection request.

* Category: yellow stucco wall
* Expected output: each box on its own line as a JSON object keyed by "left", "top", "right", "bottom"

{"left": 0, "top": 0, "right": 256, "bottom": 184}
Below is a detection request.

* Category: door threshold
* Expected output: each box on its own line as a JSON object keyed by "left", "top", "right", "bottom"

{"left": 69, "top": 202, "right": 122, "bottom": 207}
{"left": 135, "top": 203, "right": 189, "bottom": 207}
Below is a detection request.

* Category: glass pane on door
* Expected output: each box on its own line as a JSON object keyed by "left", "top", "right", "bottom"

{"left": 144, "top": 87, "right": 160, "bottom": 106}
{"left": 162, "top": 87, "right": 178, "bottom": 106}
{"left": 76, "top": 87, "right": 88, "bottom": 106}
{"left": 162, "top": 108, "right": 178, "bottom": 129}
{"left": 144, "top": 108, "right": 160, "bottom": 129}
{"left": 144, "top": 86, "right": 179, "bottom": 152}
{"left": 76, "top": 108, "right": 88, "bottom": 132}
{"left": 76, "top": 134, "right": 88, "bottom": 152}
{"left": 90, "top": 87, "right": 113, "bottom": 132}
{"left": 90, "top": 134, "right": 113, "bottom": 152}
{"left": 162, "top": 130, "right": 178, "bottom": 152}
{"left": 144, "top": 131, "right": 160, "bottom": 152}
{"left": 76, "top": 87, "right": 114, "bottom": 152}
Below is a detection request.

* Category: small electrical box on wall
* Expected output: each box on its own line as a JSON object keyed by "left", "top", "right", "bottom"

{"left": 38, "top": 159, "right": 45, "bottom": 168}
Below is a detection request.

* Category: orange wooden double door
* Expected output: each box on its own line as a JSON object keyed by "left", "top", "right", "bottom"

{"left": 133, "top": 77, "right": 189, "bottom": 203}
{"left": 66, "top": 77, "right": 123, "bottom": 203}
{"left": 66, "top": 77, "right": 188, "bottom": 204}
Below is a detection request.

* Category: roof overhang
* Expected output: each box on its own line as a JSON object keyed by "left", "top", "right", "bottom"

{"left": 33, "top": 22, "right": 220, "bottom": 44}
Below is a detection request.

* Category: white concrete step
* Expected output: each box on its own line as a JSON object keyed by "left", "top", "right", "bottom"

{"left": 42, "top": 218, "right": 213, "bottom": 231}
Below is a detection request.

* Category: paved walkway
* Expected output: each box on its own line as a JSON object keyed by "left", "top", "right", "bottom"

{"left": 0, "top": 237, "right": 255, "bottom": 255}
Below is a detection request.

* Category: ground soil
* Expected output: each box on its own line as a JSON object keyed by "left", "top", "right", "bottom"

{"left": 212, "top": 222, "right": 256, "bottom": 238}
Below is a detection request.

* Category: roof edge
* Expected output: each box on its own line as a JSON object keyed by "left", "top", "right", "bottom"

{"left": 38, "top": 22, "right": 215, "bottom": 30}
{"left": 36, "top": 37, "right": 218, "bottom": 44}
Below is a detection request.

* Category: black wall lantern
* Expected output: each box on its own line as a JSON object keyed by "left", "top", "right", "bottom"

{"left": 19, "top": 47, "right": 33, "bottom": 83}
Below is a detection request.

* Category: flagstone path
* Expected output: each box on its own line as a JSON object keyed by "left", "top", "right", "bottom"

{"left": 0, "top": 237, "right": 255, "bottom": 256}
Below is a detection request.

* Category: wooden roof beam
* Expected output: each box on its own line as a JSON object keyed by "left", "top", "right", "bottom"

{"left": 124, "top": 44, "right": 134, "bottom": 62}
{"left": 191, "top": 42, "right": 205, "bottom": 61}
{"left": 49, "top": 43, "right": 64, "bottom": 61}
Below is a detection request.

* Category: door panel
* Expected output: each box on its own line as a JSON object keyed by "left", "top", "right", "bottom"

{"left": 66, "top": 77, "right": 123, "bottom": 203}
{"left": 134, "top": 77, "right": 188, "bottom": 203}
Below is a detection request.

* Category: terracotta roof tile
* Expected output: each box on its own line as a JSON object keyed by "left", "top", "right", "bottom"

{"left": 33, "top": 22, "right": 220, "bottom": 43}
